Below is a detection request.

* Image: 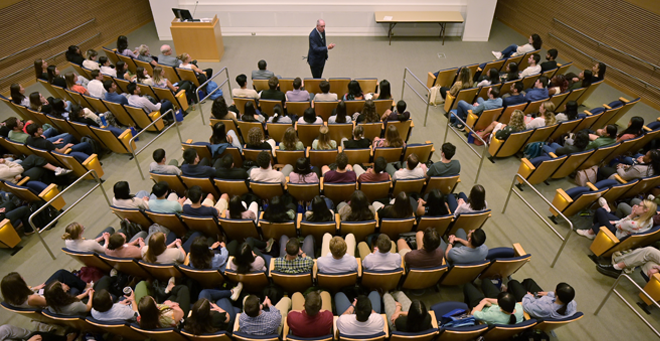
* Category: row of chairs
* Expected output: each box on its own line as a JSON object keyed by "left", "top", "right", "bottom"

{"left": 251, "top": 77, "right": 381, "bottom": 99}
{"left": 231, "top": 97, "right": 394, "bottom": 121}
{"left": 489, "top": 96, "right": 643, "bottom": 160}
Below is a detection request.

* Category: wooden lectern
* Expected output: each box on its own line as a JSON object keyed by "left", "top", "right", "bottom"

{"left": 170, "top": 15, "right": 224, "bottom": 62}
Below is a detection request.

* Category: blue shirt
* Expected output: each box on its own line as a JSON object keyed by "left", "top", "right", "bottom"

{"left": 181, "top": 164, "right": 216, "bottom": 178}
{"left": 525, "top": 88, "right": 549, "bottom": 102}
{"left": 503, "top": 94, "right": 527, "bottom": 107}
{"left": 317, "top": 253, "right": 358, "bottom": 273}
{"left": 105, "top": 92, "right": 129, "bottom": 105}
{"left": 522, "top": 292, "right": 577, "bottom": 319}
{"left": 190, "top": 247, "right": 229, "bottom": 271}
{"left": 183, "top": 204, "right": 218, "bottom": 218}
{"left": 447, "top": 244, "right": 488, "bottom": 264}
{"left": 472, "top": 97, "right": 503, "bottom": 115}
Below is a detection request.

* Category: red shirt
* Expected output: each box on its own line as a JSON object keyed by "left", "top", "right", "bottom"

{"left": 287, "top": 310, "right": 333, "bottom": 337}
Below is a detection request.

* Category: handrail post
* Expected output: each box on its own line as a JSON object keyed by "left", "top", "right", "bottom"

{"left": 195, "top": 67, "right": 231, "bottom": 126}
{"left": 442, "top": 113, "right": 487, "bottom": 184}
{"left": 128, "top": 109, "right": 182, "bottom": 180}
{"left": 400, "top": 67, "right": 433, "bottom": 126}
{"left": 401, "top": 68, "right": 407, "bottom": 101}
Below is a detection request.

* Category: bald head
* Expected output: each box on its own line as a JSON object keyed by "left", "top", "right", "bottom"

{"left": 316, "top": 19, "right": 326, "bottom": 33}
{"left": 160, "top": 44, "right": 172, "bottom": 55}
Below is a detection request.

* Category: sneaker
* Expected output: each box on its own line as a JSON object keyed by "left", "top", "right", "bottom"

{"left": 649, "top": 194, "right": 655, "bottom": 201}
{"left": 576, "top": 229, "right": 596, "bottom": 239}
{"left": 230, "top": 282, "right": 243, "bottom": 301}
{"left": 598, "top": 197, "right": 610, "bottom": 212}
{"left": 54, "top": 167, "right": 73, "bottom": 176}
{"left": 596, "top": 264, "right": 622, "bottom": 278}
{"left": 491, "top": 51, "right": 502, "bottom": 59}
{"left": 165, "top": 277, "right": 175, "bottom": 294}
{"left": 264, "top": 238, "right": 275, "bottom": 253}
{"left": 110, "top": 269, "right": 118, "bottom": 277}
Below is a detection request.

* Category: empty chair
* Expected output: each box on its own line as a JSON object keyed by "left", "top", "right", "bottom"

{"left": 516, "top": 156, "right": 568, "bottom": 185}
{"left": 427, "top": 67, "right": 458, "bottom": 88}
{"left": 144, "top": 211, "right": 188, "bottom": 237}
{"left": 4, "top": 181, "right": 66, "bottom": 210}
{"left": 479, "top": 243, "right": 531, "bottom": 280}
{"left": 438, "top": 261, "right": 490, "bottom": 286}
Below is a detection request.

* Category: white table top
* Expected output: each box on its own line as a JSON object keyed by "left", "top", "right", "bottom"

{"left": 375, "top": 11, "right": 464, "bottom": 23}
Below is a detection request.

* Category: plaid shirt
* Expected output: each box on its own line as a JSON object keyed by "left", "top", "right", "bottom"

{"left": 239, "top": 306, "right": 282, "bottom": 335}
{"left": 273, "top": 256, "right": 314, "bottom": 274}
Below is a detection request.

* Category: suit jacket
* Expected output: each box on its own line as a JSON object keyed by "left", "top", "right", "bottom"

{"left": 307, "top": 28, "right": 327, "bottom": 67}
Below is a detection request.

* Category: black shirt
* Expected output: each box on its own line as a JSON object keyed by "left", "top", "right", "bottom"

{"left": 395, "top": 314, "right": 432, "bottom": 332}
{"left": 260, "top": 89, "right": 286, "bottom": 104}
{"left": 540, "top": 60, "right": 558, "bottom": 72}
{"left": 51, "top": 77, "right": 67, "bottom": 89}
{"left": 245, "top": 142, "right": 272, "bottom": 150}
{"left": 343, "top": 138, "right": 372, "bottom": 149}
{"left": 26, "top": 136, "right": 56, "bottom": 151}
{"left": 215, "top": 167, "right": 249, "bottom": 180}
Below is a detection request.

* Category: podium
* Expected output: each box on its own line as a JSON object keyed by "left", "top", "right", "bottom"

{"left": 170, "top": 15, "right": 224, "bottom": 62}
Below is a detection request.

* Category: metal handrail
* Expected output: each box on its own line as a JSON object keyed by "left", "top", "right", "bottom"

{"left": 0, "top": 33, "right": 101, "bottom": 83}
{"left": 548, "top": 33, "right": 660, "bottom": 92}
{"left": 128, "top": 109, "right": 183, "bottom": 180}
{"left": 195, "top": 67, "right": 232, "bottom": 125}
{"left": 29, "top": 169, "right": 110, "bottom": 260}
{"left": 442, "top": 113, "right": 487, "bottom": 183}
{"left": 400, "top": 68, "right": 432, "bottom": 127}
{"left": 0, "top": 19, "right": 96, "bottom": 63}
{"left": 594, "top": 274, "right": 660, "bottom": 337}
{"left": 501, "top": 174, "right": 573, "bottom": 267}
{"left": 553, "top": 18, "right": 660, "bottom": 71}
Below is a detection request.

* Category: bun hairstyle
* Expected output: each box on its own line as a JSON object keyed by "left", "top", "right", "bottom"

{"left": 61, "top": 222, "right": 83, "bottom": 240}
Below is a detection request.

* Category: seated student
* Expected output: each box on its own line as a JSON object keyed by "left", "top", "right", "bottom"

{"left": 64, "top": 72, "right": 88, "bottom": 95}
{"left": 335, "top": 293, "right": 384, "bottom": 336}
{"left": 438, "top": 68, "right": 472, "bottom": 101}
{"left": 245, "top": 127, "right": 274, "bottom": 151}
{"left": 374, "top": 192, "right": 415, "bottom": 220}
{"left": 393, "top": 154, "right": 427, "bottom": 180}
{"left": 252, "top": 59, "right": 276, "bottom": 80}
{"left": 374, "top": 79, "right": 392, "bottom": 100}
{"left": 226, "top": 196, "right": 260, "bottom": 222}
{"left": 314, "top": 80, "right": 338, "bottom": 102}
{"left": 177, "top": 53, "right": 213, "bottom": 83}
{"left": 115, "top": 61, "right": 134, "bottom": 81}
{"left": 499, "top": 62, "right": 520, "bottom": 82}
{"left": 240, "top": 295, "right": 292, "bottom": 335}
{"left": 445, "top": 228, "right": 488, "bottom": 264}
{"left": 6, "top": 117, "right": 58, "bottom": 144}
{"left": 126, "top": 83, "right": 175, "bottom": 124}
{"left": 343, "top": 80, "right": 364, "bottom": 101}
{"left": 304, "top": 195, "right": 335, "bottom": 221}
{"left": 597, "top": 245, "right": 660, "bottom": 278}
{"left": 519, "top": 54, "right": 542, "bottom": 78}
{"left": 261, "top": 76, "right": 286, "bottom": 106}
{"left": 68, "top": 105, "right": 124, "bottom": 137}
{"left": 355, "top": 156, "right": 391, "bottom": 183}
{"left": 182, "top": 186, "right": 229, "bottom": 218}
{"left": 87, "top": 70, "right": 107, "bottom": 98}
{"left": 602, "top": 150, "right": 660, "bottom": 182}
{"left": 232, "top": 74, "right": 259, "bottom": 99}
{"left": 263, "top": 195, "right": 296, "bottom": 223}
{"left": 280, "top": 127, "right": 305, "bottom": 151}
{"left": 530, "top": 131, "right": 590, "bottom": 167}
{"left": 416, "top": 189, "right": 451, "bottom": 217}
{"left": 568, "top": 69, "right": 593, "bottom": 90}
{"left": 104, "top": 232, "right": 146, "bottom": 259}
{"left": 592, "top": 61, "right": 607, "bottom": 81}
{"left": 507, "top": 278, "right": 577, "bottom": 319}
{"left": 492, "top": 33, "right": 542, "bottom": 59}
{"left": 9, "top": 83, "right": 29, "bottom": 106}
{"left": 384, "top": 295, "right": 431, "bottom": 332}
{"left": 137, "top": 293, "right": 189, "bottom": 329}
{"left": 613, "top": 116, "right": 644, "bottom": 143}
{"left": 148, "top": 181, "right": 186, "bottom": 214}
{"left": 0, "top": 154, "right": 70, "bottom": 186}
{"left": 25, "top": 124, "right": 92, "bottom": 163}
{"left": 541, "top": 49, "right": 558, "bottom": 72}
{"left": 274, "top": 237, "right": 314, "bottom": 274}
{"left": 321, "top": 152, "right": 356, "bottom": 183}
{"left": 525, "top": 76, "right": 550, "bottom": 102}
{"left": 286, "top": 77, "right": 311, "bottom": 102}
{"left": 149, "top": 148, "right": 181, "bottom": 175}
{"left": 577, "top": 199, "right": 656, "bottom": 240}
{"left": 426, "top": 143, "right": 460, "bottom": 177}
{"left": 267, "top": 104, "right": 292, "bottom": 124}
{"left": 142, "top": 230, "right": 201, "bottom": 265}
{"left": 91, "top": 289, "right": 138, "bottom": 322}
{"left": 1, "top": 270, "right": 89, "bottom": 309}
{"left": 328, "top": 101, "right": 352, "bottom": 124}
{"left": 525, "top": 101, "right": 557, "bottom": 130}
{"left": 464, "top": 282, "right": 524, "bottom": 325}
{"left": 337, "top": 190, "right": 376, "bottom": 221}
{"left": 448, "top": 184, "right": 487, "bottom": 217}
{"left": 83, "top": 49, "right": 100, "bottom": 70}
{"left": 103, "top": 80, "right": 128, "bottom": 105}
{"left": 44, "top": 280, "right": 96, "bottom": 316}
{"left": 342, "top": 125, "right": 371, "bottom": 149}
{"left": 211, "top": 96, "right": 238, "bottom": 121}
{"left": 181, "top": 149, "right": 216, "bottom": 178}
{"left": 554, "top": 101, "right": 586, "bottom": 122}
{"left": 298, "top": 107, "right": 324, "bottom": 125}
{"left": 317, "top": 234, "right": 358, "bottom": 273}
{"left": 287, "top": 291, "right": 333, "bottom": 337}
{"left": 358, "top": 234, "right": 402, "bottom": 271}
{"left": 312, "top": 126, "right": 337, "bottom": 150}
{"left": 112, "top": 180, "right": 149, "bottom": 210}
{"left": 46, "top": 65, "right": 68, "bottom": 88}
{"left": 215, "top": 154, "right": 249, "bottom": 180}
{"left": 184, "top": 298, "right": 235, "bottom": 335}
{"left": 156, "top": 44, "right": 180, "bottom": 67}
{"left": 61, "top": 222, "right": 112, "bottom": 254}
{"left": 453, "top": 87, "right": 502, "bottom": 129}
{"left": 585, "top": 125, "right": 617, "bottom": 150}
{"left": 502, "top": 81, "right": 527, "bottom": 106}
{"left": 381, "top": 100, "right": 410, "bottom": 123}
{"left": 189, "top": 236, "right": 229, "bottom": 271}
{"left": 98, "top": 56, "right": 116, "bottom": 77}
{"left": 548, "top": 75, "right": 569, "bottom": 97}
{"left": 373, "top": 125, "right": 406, "bottom": 148}
{"left": 226, "top": 238, "right": 270, "bottom": 273}
{"left": 250, "top": 151, "right": 289, "bottom": 184}
{"left": 210, "top": 121, "right": 243, "bottom": 152}
{"left": 475, "top": 68, "right": 501, "bottom": 88}
{"left": 397, "top": 227, "right": 445, "bottom": 268}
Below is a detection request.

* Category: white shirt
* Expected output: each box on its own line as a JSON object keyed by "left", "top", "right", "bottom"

{"left": 393, "top": 165, "right": 426, "bottom": 180}
{"left": 100, "top": 65, "right": 117, "bottom": 77}
{"left": 525, "top": 117, "right": 545, "bottom": 130}
{"left": 128, "top": 95, "right": 161, "bottom": 112}
{"left": 337, "top": 313, "right": 384, "bottom": 336}
{"left": 520, "top": 65, "right": 542, "bottom": 78}
{"left": 249, "top": 166, "right": 286, "bottom": 184}
{"left": 512, "top": 43, "right": 535, "bottom": 57}
{"left": 88, "top": 80, "right": 106, "bottom": 98}
{"left": 82, "top": 60, "right": 100, "bottom": 70}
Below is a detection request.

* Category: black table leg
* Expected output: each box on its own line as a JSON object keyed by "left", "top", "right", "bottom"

{"left": 388, "top": 23, "right": 397, "bottom": 45}
{"left": 439, "top": 22, "right": 447, "bottom": 45}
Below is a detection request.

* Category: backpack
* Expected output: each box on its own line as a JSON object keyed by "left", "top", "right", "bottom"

{"left": 575, "top": 165, "right": 598, "bottom": 187}
{"left": 119, "top": 218, "right": 143, "bottom": 241}
{"left": 205, "top": 80, "right": 224, "bottom": 100}
{"left": 523, "top": 141, "right": 545, "bottom": 159}
{"left": 429, "top": 85, "right": 444, "bottom": 106}
{"left": 29, "top": 202, "right": 60, "bottom": 231}
{"left": 81, "top": 136, "right": 104, "bottom": 156}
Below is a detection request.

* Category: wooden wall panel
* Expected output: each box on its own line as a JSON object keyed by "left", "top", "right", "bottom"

{"left": 0, "top": 0, "right": 153, "bottom": 94}
{"left": 495, "top": 0, "right": 660, "bottom": 109}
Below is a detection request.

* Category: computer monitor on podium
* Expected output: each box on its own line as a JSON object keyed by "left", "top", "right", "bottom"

{"left": 172, "top": 8, "right": 196, "bottom": 22}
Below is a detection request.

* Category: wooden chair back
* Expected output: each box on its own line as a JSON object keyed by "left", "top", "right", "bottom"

{"left": 214, "top": 179, "right": 250, "bottom": 198}
{"left": 287, "top": 101, "right": 311, "bottom": 117}
{"left": 379, "top": 217, "right": 416, "bottom": 239}
{"left": 61, "top": 248, "right": 112, "bottom": 272}
{"left": 374, "top": 147, "right": 404, "bottom": 163}
{"left": 550, "top": 150, "right": 594, "bottom": 179}
{"left": 425, "top": 176, "right": 460, "bottom": 195}
{"left": 137, "top": 260, "right": 184, "bottom": 281}
{"left": 416, "top": 215, "right": 453, "bottom": 236}
{"left": 392, "top": 178, "right": 425, "bottom": 198}
{"left": 259, "top": 99, "right": 282, "bottom": 116}
{"left": 123, "top": 105, "right": 164, "bottom": 131}
{"left": 260, "top": 218, "right": 296, "bottom": 241}
{"left": 180, "top": 215, "right": 222, "bottom": 237}
{"left": 309, "top": 149, "right": 339, "bottom": 168}
{"left": 233, "top": 98, "right": 258, "bottom": 116}
{"left": 144, "top": 211, "right": 188, "bottom": 237}
{"left": 404, "top": 142, "right": 434, "bottom": 163}
{"left": 314, "top": 101, "right": 339, "bottom": 122}
{"left": 296, "top": 123, "right": 324, "bottom": 147}
{"left": 249, "top": 181, "right": 284, "bottom": 200}
{"left": 480, "top": 320, "right": 538, "bottom": 341}
{"left": 448, "top": 210, "right": 491, "bottom": 236}
{"left": 236, "top": 121, "right": 264, "bottom": 143}
{"left": 439, "top": 261, "right": 490, "bottom": 286}
{"left": 328, "top": 123, "right": 354, "bottom": 143}
{"left": 361, "top": 268, "right": 404, "bottom": 292}
{"left": 243, "top": 148, "right": 272, "bottom": 163}
{"left": 577, "top": 79, "right": 605, "bottom": 106}
{"left": 150, "top": 172, "right": 187, "bottom": 196}
{"left": 130, "top": 325, "right": 189, "bottom": 341}
{"left": 102, "top": 101, "right": 137, "bottom": 128}
{"left": 176, "top": 67, "right": 201, "bottom": 86}
{"left": 345, "top": 100, "right": 365, "bottom": 115}
{"left": 322, "top": 182, "right": 357, "bottom": 206}
{"left": 274, "top": 149, "right": 306, "bottom": 166}
{"left": 358, "top": 123, "right": 383, "bottom": 141}
{"left": 287, "top": 182, "right": 320, "bottom": 203}
{"left": 303, "top": 78, "right": 325, "bottom": 95}
{"left": 534, "top": 313, "right": 584, "bottom": 332}
{"left": 279, "top": 78, "right": 295, "bottom": 93}
{"left": 98, "top": 254, "right": 153, "bottom": 279}
{"left": 110, "top": 206, "right": 152, "bottom": 229}
{"left": 252, "top": 79, "right": 269, "bottom": 91}
{"left": 343, "top": 148, "right": 372, "bottom": 165}
{"left": 218, "top": 218, "right": 261, "bottom": 241}
{"left": 339, "top": 219, "right": 376, "bottom": 243}
{"left": 428, "top": 67, "right": 458, "bottom": 88}
{"left": 298, "top": 216, "right": 337, "bottom": 246}
{"left": 178, "top": 264, "right": 225, "bottom": 288}
{"left": 401, "top": 265, "right": 448, "bottom": 290}
{"left": 356, "top": 78, "right": 378, "bottom": 94}
{"left": 359, "top": 181, "right": 392, "bottom": 203}
{"left": 180, "top": 176, "right": 220, "bottom": 198}
{"left": 578, "top": 143, "right": 619, "bottom": 170}
{"left": 329, "top": 78, "right": 351, "bottom": 98}
{"left": 385, "top": 120, "right": 413, "bottom": 141}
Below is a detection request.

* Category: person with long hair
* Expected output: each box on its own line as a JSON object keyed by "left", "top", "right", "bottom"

{"left": 64, "top": 72, "right": 88, "bottom": 95}
{"left": 138, "top": 295, "right": 187, "bottom": 329}
{"left": 152, "top": 66, "right": 195, "bottom": 104}
{"left": 1, "top": 270, "right": 89, "bottom": 309}
{"left": 298, "top": 107, "right": 323, "bottom": 124}
{"left": 111, "top": 180, "right": 150, "bottom": 210}
{"left": 417, "top": 189, "right": 451, "bottom": 217}
{"left": 44, "top": 280, "right": 95, "bottom": 315}
{"left": 569, "top": 69, "right": 593, "bottom": 90}
{"left": 337, "top": 190, "right": 376, "bottom": 221}
{"left": 83, "top": 49, "right": 100, "bottom": 70}
{"left": 476, "top": 68, "right": 501, "bottom": 87}
{"left": 65, "top": 45, "right": 84, "bottom": 64}
{"left": 342, "top": 125, "right": 371, "bottom": 149}
{"left": 329, "top": 101, "right": 351, "bottom": 124}
{"left": 280, "top": 127, "right": 304, "bottom": 151}
{"left": 500, "top": 62, "right": 519, "bottom": 82}
{"left": 492, "top": 33, "right": 542, "bottom": 59}
{"left": 117, "top": 35, "right": 138, "bottom": 58}
{"left": 373, "top": 125, "right": 405, "bottom": 148}
{"left": 209, "top": 121, "right": 242, "bottom": 150}
{"left": 616, "top": 116, "right": 644, "bottom": 142}
{"left": 211, "top": 96, "right": 238, "bottom": 121}
{"left": 263, "top": 195, "right": 295, "bottom": 222}
{"left": 478, "top": 110, "right": 527, "bottom": 143}
{"left": 555, "top": 100, "right": 583, "bottom": 121}
{"left": 439, "top": 67, "right": 471, "bottom": 101}
{"left": 177, "top": 53, "right": 213, "bottom": 83}
{"left": 507, "top": 279, "right": 576, "bottom": 319}
{"left": 226, "top": 240, "right": 268, "bottom": 274}
{"left": 242, "top": 101, "right": 265, "bottom": 123}
{"left": 183, "top": 298, "right": 235, "bottom": 335}
{"left": 61, "top": 222, "right": 113, "bottom": 254}
{"left": 384, "top": 296, "right": 431, "bottom": 332}
{"left": 539, "top": 130, "right": 590, "bottom": 159}
{"left": 312, "top": 125, "right": 337, "bottom": 150}
{"left": 374, "top": 191, "right": 414, "bottom": 219}
{"left": 142, "top": 230, "right": 200, "bottom": 265}
{"left": 592, "top": 62, "right": 606, "bottom": 81}
{"left": 343, "top": 80, "right": 364, "bottom": 100}
{"left": 355, "top": 99, "right": 379, "bottom": 123}
{"left": 448, "top": 184, "right": 487, "bottom": 217}
{"left": 188, "top": 236, "right": 229, "bottom": 271}
{"left": 548, "top": 75, "right": 569, "bottom": 97}
{"left": 226, "top": 195, "right": 259, "bottom": 221}
{"left": 289, "top": 157, "right": 319, "bottom": 184}
{"left": 375, "top": 79, "right": 392, "bottom": 100}
{"left": 267, "top": 104, "right": 292, "bottom": 124}
{"left": 9, "top": 83, "right": 29, "bottom": 106}
{"left": 577, "top": 199, "right": 657, "bottom": 240}
{"left": 600, "top": 150, "right": 660, "bottom": 182}
{"left": 305, "top": 195, "right": 334, "bottom": 222}
{"left": 246, "top": 127, "right": 275, "bottom": 152}
{"left": 46, "top": 65, "right": 67, "bottom": 88}
{"left": 135, "top": 66, "right": 152, "bottom": 85}
{"left": 381, "top": 100, "right": 410, "bottom": 123}
{"left": 526, "top": 101, "right": 557, "bottom": 129}
{"left": 464, "top": 281, "right": 524, "bottom": 325}
{"left": 34, "top": 59, "right": 48, "bottom": 80}
{"left": 586, "top": 124, "right": 617, "bottom": 150}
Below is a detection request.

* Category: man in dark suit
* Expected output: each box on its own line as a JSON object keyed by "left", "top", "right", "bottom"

{"left": 307, "top": 19, "right": 335, "bottom": 78}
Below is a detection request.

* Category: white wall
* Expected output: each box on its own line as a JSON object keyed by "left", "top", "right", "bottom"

{"left": 150, "top": 0, "right": 476, "bottom": 38}
{"left": 462, "top": 0, "right": 497, "bottom": 41}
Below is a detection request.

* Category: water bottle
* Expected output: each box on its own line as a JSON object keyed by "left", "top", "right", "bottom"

{"left": 99, "top": 113, "right": 108, "bottom": 127}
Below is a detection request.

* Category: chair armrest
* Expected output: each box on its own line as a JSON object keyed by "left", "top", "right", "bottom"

{"left": 381, "top": 314, "right": 389, "bottom": 335}
{"left": 619, "top": 97, "right": 630, "bottom": 103}
{"left": 614, "top": 174, "right": 627, "bottom": 184}
{"left": 186, "top": 139, "right": 193, "bottom": 143}
{"left": 430, "top": 310, "right": 439, "bottom": 329}
{"left": 333, "top": 316, "right": 339, "bottom": 339}
{"left": 583, "top": 110, "right": 592, "bottom": 116}
{"left": 426, "top": 72, "right": 436, "bottom": 88}
{"left": 590, "top": 226, "right": 620, "bottom": 256}
{"left": 603, "top": 104, "right": 612, "bottom": 109}
{"left": 296, "top": 213, "right": 302, "bottom": 228}
{"left": 550, "top": 188, "right": 572, "bottom": 216}
{"left": 320, "top": 177, "right": 324, "bottom": 190}
{"left": 64, "top": 148, "right": 72, "bottom": 154}
{"left": 17, "top": 176, "right": 30, "bottom": 186}
{"left": 283, "top": 317, "right": 290, "bottom": 341}
{"left": 586, "top": 182, "right": 599, "bottom": 191}
{"left": 118, "top": 129, "right": 132, "bottom": 139}
{"left": 548, "top": 152, "right": 557, "bottom": 158}
{"left": 184, "top": 253, "right": 190, "bottom": 266}
{"left": 268, "top": 258, "right": 275, "bottom": 277}
{"left": 38, "top": 183, "right": 59, "bottom": 198}
{"left": 643, "top": 126, "right": 652, "bottom": 132}
{"left": 233, "top": 313, "right": 241, "bottom": 332}
{"left": 312, "top": 260, "right": 318, "bottom": 278}
{"left": 258, "top": 211, "right": 265, "bottom": 226}
{"left": 517, "top": 158, "right": 535, "bottom": 181}
{"left": 357, "top": 258, "right": 362, "bottom": 277}
{"left": 555, "top": 188, "right": 573, "bottom": 204}
{"left": 513, "top": 243, "right": 526, "bottom": 257}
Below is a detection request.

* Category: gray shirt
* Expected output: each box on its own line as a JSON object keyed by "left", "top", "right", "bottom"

{"left": 447, "top": 244, "right": 488, "bottom": 265}
{"left": 317, "top": 253, "right": 358, "bottom": 273}
{"left": 251, "top": 70, "right": 275, "bottom": 80}
{"left": 51, "top": 301, "right": 87, "bottom": 316}
{"left": 149, "top": 162, "right": 182, "bottom": 175}
{"left": 91, "top": 303, "right": 136, "bottom": 321}
{"left": 363, "top": 251, "right": 401, "bottom": 271}
{"left": 427, "top": 160, "right": 461, "bottom": 177}
{"left": 157, "top": 54, "right": 180, "bottom": 67}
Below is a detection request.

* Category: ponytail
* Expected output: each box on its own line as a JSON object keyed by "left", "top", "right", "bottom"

{"left": 555, "top": 283, "right": 575, "bottom": 316}
{"left": 508, "top": 314, "right": 517, "bottom": 325}
{"left": 557, "top": 303, "right": 568, "bottom": 315}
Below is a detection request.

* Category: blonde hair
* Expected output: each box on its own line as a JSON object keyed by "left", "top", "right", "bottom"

{"left": 541, "top": 101, "right": 556, "bottom": 115}
{"left": 385, "top": 125, "right": 404, "bottom": 148}
{"left": 329, "top": 236, "right": 347, "bottom": 258}
{"left": 544, "top": 111, "right": 557, "bottom": 127}
{"left": 315, "top": 126, "right": 333, "bottom": 150}
{"left": 508, "top": 110, "right": 526, "bottom": 132}
{"left": 153, "top": 66, "right": 164, "bottom": 84}
{"left": 282, "top": 127, "right": 299, "bottom": 150}
{"left": 138, "top": 44, "right": 150, "bottom": 56}
{"left": 61, "top": 222, "right": 83, "bottom": 240}
{"left": 177, "top": 53, "right": 190, "bottom": 63}
{"left": 144, "top": 232, "right": 166, "bottom": 263}
{"left": 635, "top": 200, "right": 657, "bottom": 226}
